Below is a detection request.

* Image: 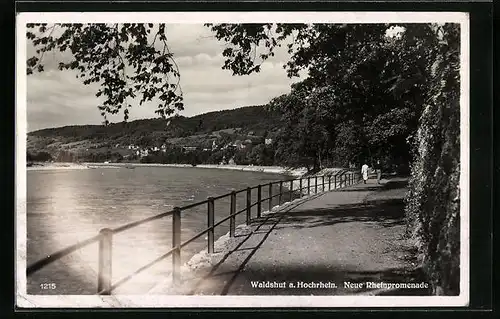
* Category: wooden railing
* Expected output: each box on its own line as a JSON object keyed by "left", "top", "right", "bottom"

{"left": 26, "top": 169, "right": 361, "bottom": 294}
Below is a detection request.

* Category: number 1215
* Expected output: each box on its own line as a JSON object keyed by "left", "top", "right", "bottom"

{"left": 40, "top": 283, "right": 56, "bottom": 290}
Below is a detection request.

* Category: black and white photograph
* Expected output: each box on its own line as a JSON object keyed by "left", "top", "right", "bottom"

{"left": 16, "top": 11, "right": 469, "bottom": 308}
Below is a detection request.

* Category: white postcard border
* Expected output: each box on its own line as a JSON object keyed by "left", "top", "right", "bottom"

{"left": 16, "top": 11, "right": 470, "bottom": 308}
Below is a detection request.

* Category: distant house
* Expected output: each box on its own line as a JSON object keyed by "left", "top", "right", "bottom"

{"left": 265, "top": 138, "right": 273, "bottom": 145}
{"left": 248, "top": 131, "right": 254, "bottom": 136}
{"left": 182, "top": 146, "right": 197, "bottom": 152}
{"left": 233, "top": 140, "right": 245, "bottom": 150}
{"left": 153, "top": 146, "right": 159, "bottom": 152}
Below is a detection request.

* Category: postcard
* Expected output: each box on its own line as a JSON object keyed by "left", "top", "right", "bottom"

{"left": 16, "top": 11, "right": 469, "bottom": 308}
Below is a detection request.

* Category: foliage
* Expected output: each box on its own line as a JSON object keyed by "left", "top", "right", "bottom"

{"left": 26, "top": 23, "right": 184, "bottom": 123}
{"left": 231, "top": 144, "right": 274, "bottom": 166}
{"left": 268, "top": 86, "right": 334, "bottom": 171}
{"left": 55, "top": 150, "right": 76, "bottom": 162}
{"left": 209, "top": 23, "right": 426, "bottom": 170}
{"left": 403, "top": 23, "right": 460, "bottom": 295}
{"left": 210, "top": 22, "right": 462, "bottom": 295}
{"left": 130, "top": 144, "right": 274, "bottom": 166}
{"left": 27, "top": 151, "right": 52, "bottom": 162}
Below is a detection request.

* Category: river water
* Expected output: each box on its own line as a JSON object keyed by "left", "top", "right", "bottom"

{"left": 26, "top": 166, "right": 295, "bottom": 295}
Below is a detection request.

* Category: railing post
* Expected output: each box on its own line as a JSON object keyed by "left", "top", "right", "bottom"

{"left": 207, "top": 197, "right": 214, "bottom": 253}
{"left": 328, "top": 175, "right": 332, "bottom": 191}
{"left": 246, "top": 187, "right": 251, "bottom": 225}
{"left": 279, "top": 181, "right": 283, "bottom": 205}
{"left": 334, "top": 174, "right": 337, "bottom": 189}
{"left": 172, "top": 207, "right": 181, "bottom": 285}
{"left": 289, "top": 180, "right": 293, "bottom": 202}
{"left": 307, "top": 176, "right": 311, "bottom": 195}
{"left": 230, "top": 191, "right": 236, "bottom": 237}
{"left": 322, "top": 175, "right": 325, "bottom": 192}
{"left": 299, "top": 178, "right": 303, "bottom": 198}
{"left": 268, "top": 183, "right": 273, "bottom": 212}
{"left": 97, "top": 228, "right": 113, "bottom": 295}
{"left": 257, "top": 184, "right": 262, "bottom": 218}
{"left": 315, "top": 176, "right": 318, "bottom": 194}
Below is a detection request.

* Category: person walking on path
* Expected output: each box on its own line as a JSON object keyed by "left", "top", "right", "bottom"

{"left": 374, "top": 159, "right": 382, "bottom": 184}
{"left": 361, "top": 162, "right": 369, "bottom": 184}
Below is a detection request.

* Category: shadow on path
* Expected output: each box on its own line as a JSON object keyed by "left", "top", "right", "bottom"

{"left": 187, "top": 178, "right": 425, "bottom": 296}
{"left": 335, "top": 179, "right": 408, "bottom": 192}
{"left": 187, "top": 200, "right": 309, "bottom": 295}
{"left": 273, "top": 197, "right": 406, "bottom": 230}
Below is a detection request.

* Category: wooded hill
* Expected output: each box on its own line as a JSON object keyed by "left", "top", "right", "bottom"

{"left": 27, "top": 105, "right": 282, "bottom": 159}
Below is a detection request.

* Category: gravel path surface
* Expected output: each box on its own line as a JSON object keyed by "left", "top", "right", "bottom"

{"left": 150, "top": 178, "right": 429, "bottom": 296}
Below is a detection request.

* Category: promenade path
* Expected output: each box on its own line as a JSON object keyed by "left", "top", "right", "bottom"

{"left": 149, "top": 177, "right": 429, "bottom": 296}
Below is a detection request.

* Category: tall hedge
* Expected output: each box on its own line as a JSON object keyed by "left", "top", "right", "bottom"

{"left": 404, "top": 24, "right": 461, "bottom": 295}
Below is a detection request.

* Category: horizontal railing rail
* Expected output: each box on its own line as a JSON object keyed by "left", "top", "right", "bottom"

{"left": 27, "top": 168, "right": 361, "bottom": 294}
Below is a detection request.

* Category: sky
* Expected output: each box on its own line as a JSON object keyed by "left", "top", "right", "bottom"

{"left": 25, "top": 24, "right": 305, "bottom": 132}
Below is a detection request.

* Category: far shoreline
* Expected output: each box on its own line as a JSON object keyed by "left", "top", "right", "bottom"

{"left": 26, "top": 162, "right": 311, "bottom": 177}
